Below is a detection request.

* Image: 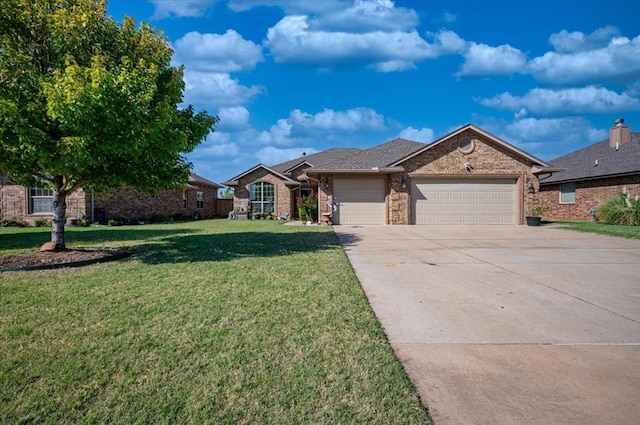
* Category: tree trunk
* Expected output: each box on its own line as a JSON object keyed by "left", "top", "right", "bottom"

{"left": 51, "top": 180, "right": 67, "bottom": 251}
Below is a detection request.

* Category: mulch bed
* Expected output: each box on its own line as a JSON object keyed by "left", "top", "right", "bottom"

{"left": 0, "top": 247, "right": 133, "bottom": 272}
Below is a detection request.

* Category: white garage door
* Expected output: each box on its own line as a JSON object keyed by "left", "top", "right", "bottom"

{"left": 412, "top": 178, "right": 517, "bottom": 224}
{"left": 334, "top": 177, "right": 386, "bottom": 225}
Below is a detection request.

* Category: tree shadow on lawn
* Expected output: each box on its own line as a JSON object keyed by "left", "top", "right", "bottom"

{"left": 135, "top": 230, "right": 361, "bottom": 264}
{"left": 0, "top": 227, "right": 198, "bottom": 252}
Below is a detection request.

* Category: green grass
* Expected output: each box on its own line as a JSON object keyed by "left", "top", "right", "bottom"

{"left": 0, "top": 220, "right": 430, "bottom": 424}
{"left": 554, "top": 220, "right": 640, "bottom": 240}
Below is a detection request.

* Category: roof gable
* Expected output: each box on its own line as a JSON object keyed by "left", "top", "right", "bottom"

{"left": 222, "top": 164, "right": 298, "bottom": 186}
{"left": 540, "top": 132, "right": 640, "bottom": 184}
{"left": 189, "top": 173, "right": 222, "bottom": 188}
{"left": 392, "top": 124, "right": 549, "bottom": 167}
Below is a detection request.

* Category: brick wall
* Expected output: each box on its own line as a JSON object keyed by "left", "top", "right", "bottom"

{"left": 94, "top": 185, "right": 218, "bottom": 223}
{"left": 398, "top": 130, "right": 538, "bottom": 224}
{"left": 314, "top": 131, "right": 539, "bottom": 225}
{"left": 539, "top": 175, "right": 640, "bottom": 220}
{"left": 232, "top": 169, "right": 293, "bottom": 218}
{"left": 0, "top": 179, "right": 90, "bottom": 225}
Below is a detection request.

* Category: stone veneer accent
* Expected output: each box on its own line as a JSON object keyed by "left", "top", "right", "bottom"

{"left": 538, "top": 175, "right": 640, "bottom": 220}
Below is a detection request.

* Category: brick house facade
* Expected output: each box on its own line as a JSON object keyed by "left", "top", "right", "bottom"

{"left": 537, "top": 120, "right": 640, "bottom": 221}
{"left": 309, "top": 126, "right": 545, "bottom": 225}
{"left": 0, "top": 174, "right": 221, "bottom": 225}
{"left": 227, "top": 124, "right": 550, "bottom": 225}
{"left": 538, "top": 176, "right": 640, "bottom": 221}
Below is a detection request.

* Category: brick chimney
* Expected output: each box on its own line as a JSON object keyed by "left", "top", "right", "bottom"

{"left": 609, "top": 118, "right": 631, "bottom": 148}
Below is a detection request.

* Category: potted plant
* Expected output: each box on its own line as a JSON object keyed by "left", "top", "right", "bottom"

{"left": 526, "top": 204, "right": 549, "bottom": 226}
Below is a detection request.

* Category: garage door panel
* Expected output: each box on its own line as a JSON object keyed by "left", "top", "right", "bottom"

{"left": 334, "top": 178, "right": 385, "bottom": 225}
{"left": 412, "top": 178, "right": 517, "bottom": 225}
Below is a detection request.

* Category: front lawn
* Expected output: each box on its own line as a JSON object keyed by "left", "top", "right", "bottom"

{"left": 554, "top": 220, "right": 640, "bottom": 240}
{"left": 0, "top": 220, "right": 430, "bottom": 424}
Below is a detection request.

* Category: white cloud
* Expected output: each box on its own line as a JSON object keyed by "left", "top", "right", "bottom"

{"left": 456, "top": 42, "right": 527, "bottom": 77}
{"left": 255, "top": 146, "right": 318, "bottom": 165}
{"left": 182, "top": 71, "right": 264, "bottom": 107}
{"left": 312, "top": 0, "right": 419, "bottom": 33}
{"left": 427, "top": 30, "right": 467, "bottom": 54}
{"left": 172, "top": 30, "right": 264, "bottom": 73}
{"left": 397, "top": 126, "right": 434, "bottom": 143}
{"left": 228, "top": 0, "right": 345, "bottom": 14}
{"left": 257, "top": 119, "right": 293, "bottom": 145}
{"left": 479, "top": 86, "right": 640, "bottom": 116}
{"left": 491, "top": 117, "right": 608, "bottom": 158}
{"left": 528, "top": 35, "right": 640, "bottom": 84}
{"left": 264, "top": 15, "right": 436, "bottom": 72}
{"left": 217, "top": 106, "right": 251, "bottom": 131}
{"left": 441, "top": 11, "right": 457, "bottom": 24}
{"left": 549, "top": 26, "right": 620, "bottom": 53}
{"left": 626, "top": 81, "right": 640, "bottom": 98}
{"left": 289, "top": 107, "right": 386, "bottom": 132}
{"left": 149, "top": 0, "right": 217, "bottom": 19}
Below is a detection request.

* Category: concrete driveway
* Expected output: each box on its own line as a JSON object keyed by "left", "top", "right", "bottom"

{"left": 335, "top": 225, "right": 640, "bottom": 425}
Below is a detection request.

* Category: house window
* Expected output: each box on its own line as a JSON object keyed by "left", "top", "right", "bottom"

{"left": 250, "top": 182, "right": 275, "bottom": 214}
{"left": 196, "top": 191, "right": 204, "bottom": 209}
{"left": 29, "top": 187, "right": 54, "bottom": 214}
{"left": 183, "top": 189, "right": 187, "bottom": 208}
{"left": 560, "top": 183, "right": 576, "bottom": 204}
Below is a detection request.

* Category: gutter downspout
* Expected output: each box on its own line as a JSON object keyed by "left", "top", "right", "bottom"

{"left": 91, "top": 191, "right": 95, "bottom": 223}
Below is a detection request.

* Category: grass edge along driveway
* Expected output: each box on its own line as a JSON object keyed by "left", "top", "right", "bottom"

{"left": 0, "top": 220, "right": 431, "bottom": 424}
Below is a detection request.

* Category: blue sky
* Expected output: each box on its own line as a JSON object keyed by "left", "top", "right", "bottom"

{"left": 105, "top": 0, "right": 640, "bottom": 184}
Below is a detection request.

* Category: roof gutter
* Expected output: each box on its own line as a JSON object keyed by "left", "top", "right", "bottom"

{"left": 531, "top": 166, "right": 566, "bottom": 174}
{"left": 306, "top": 166, "right": 404, "bottom": 176}
{"left": 539, "top": 170, "right": 640, "bottom": 185}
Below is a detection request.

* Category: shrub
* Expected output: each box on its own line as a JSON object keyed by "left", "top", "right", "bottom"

{"left": 0, "top": 219, "right": 29, "bottom": 227}
{"left": 34, "top": 218, "right": 51, "bottom": 227}
{"left": 297, "top": 195, "right": 318, "bottom": 222}
{"left": 172, "top": 213, "right": 190, "bottom": 222}
{"left": 149, "top": 214, "right": 171, "bottom": 223}
{"left": 108, "top": 218, "right": 123, "bottom": 226}
{"left": 596, "top": 192, "right": 640, "bottom": 226}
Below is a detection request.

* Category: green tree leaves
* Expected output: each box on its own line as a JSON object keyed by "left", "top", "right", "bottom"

{"left": 0, "top": 0, "right": 217, "bottom": 248}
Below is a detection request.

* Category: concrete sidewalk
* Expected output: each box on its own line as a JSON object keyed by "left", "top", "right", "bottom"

{"left": 335, "top": 225, "right": 640, "bottom": 425}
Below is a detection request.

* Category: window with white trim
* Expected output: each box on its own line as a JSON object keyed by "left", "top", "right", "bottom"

{"left": 250, "top": 182, "right": 274, "bottom": 214}
{"left": 196, "top": 191, "right": 204, "bottom": 209}
{"left": 560, "top": 183, "right": 576, "bottom": 204}
{"left": 29, "top": 187, "right": 54, "bottom": 214}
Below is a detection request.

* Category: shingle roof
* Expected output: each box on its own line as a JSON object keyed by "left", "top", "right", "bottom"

{"left": 270, "top": 148, "right": 361, "bottom": 173}
{"left": 189, "top": 173, "right": 222, "bottom": 188}
{"left": 317, "top": 138, "right": 427, "bottom": 170}
{"left": 540, "top": 132, "right": 640, "bottom": 184}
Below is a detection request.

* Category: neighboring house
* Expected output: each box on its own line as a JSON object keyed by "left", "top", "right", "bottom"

{"left": 0, "top": 173, "right": 222, "bottom": 224}
{"left": 225, "top": 123, "right": 552, "bottom": 225}
{"left": 538, "top": 119, "right": 640, "bottom": 220}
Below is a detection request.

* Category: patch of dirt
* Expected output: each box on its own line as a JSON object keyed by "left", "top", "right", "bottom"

{"left": 0, "top": 247, "right": 133, "bottom": 271}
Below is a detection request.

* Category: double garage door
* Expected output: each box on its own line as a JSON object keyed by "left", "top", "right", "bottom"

{"left": 411, "top": 178, "right": 517, "bottom": 225}
{"left": 333, "top": 177, "right": 385, "bottom": 225}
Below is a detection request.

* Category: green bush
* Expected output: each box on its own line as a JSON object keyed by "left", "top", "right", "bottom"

{"left": 149, "top": 214, "right": 171, "bottom": 223}
{"left": 34, "top": 218, "right": 51, "bottom": 227}
{"left": 0, "top": 218, "right": 29, "bottom": 227}
{"left": 596, "top": 192, "right": 640, "bottom": 226}
{"left": 108, "top": 218, "right": 122, "bottom": 226}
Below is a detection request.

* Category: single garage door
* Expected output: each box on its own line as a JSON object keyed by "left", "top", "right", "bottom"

{"left": 334, "top": 177, "right": 386, "bottom": 225}
{"left": 412, "top": 178, "right": 517, "bottom": 224}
